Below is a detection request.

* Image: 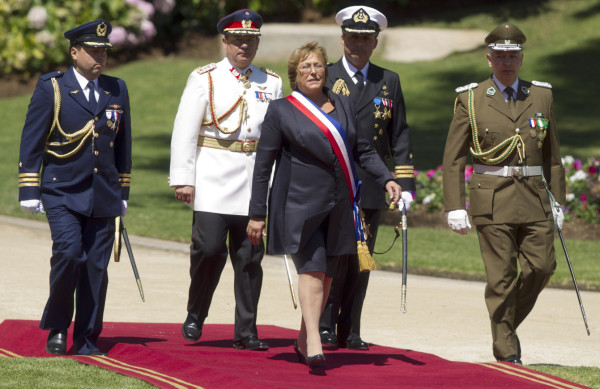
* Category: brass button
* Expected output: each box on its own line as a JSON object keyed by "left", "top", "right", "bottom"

{"left": 94, "top": 168, "right": 98, "bottom": 174}
{"left": 53, "top": 177, "right": 56, "bottom": 181}
{"left": 478, "top": 183, "right": 481, "bottom": 188}
{"left": 373, "top": 136, "right": 378, "bottom": 141}
{"left": 247, "top": 128, "right": 251, "bottom": 132}
{"left": 95, "top": 116, "right": 99, "bottom": 121}
{"left": 94, "top": 151, "right": 99, "bottom": 156}
{"left": 379, "top": 129, "right": 383, "bottom": 135}
{"left": 109, "top": 141, "right": 114, "bottom": 148}
{"left": 94, "top": 133, "right": 99, "bottom": 139}
{"left": 374, "top": 124, "right": 379, "bottom": 128}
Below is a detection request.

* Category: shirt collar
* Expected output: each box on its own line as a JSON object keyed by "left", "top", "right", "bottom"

{"left": 72, "top": 67, "right": 98, "bottom": 90}
{"left": 342, "top": 55, "right": 370, "bottom": 81}
{"left": 492, "top": 74, "right": 519, "bottom": 95}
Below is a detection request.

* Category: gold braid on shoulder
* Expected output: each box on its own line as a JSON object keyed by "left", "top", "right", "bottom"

{"left": 332, "top": 79, "right": 350, "bottom": 96}
{"left": 467, "top": 88, "right": 525, "bottom": 164}
{"left": 201, "top": 72, "right": 246, "bottom": 134}
{"left": 45, "top": 78, "right": 95, "bottom": 159}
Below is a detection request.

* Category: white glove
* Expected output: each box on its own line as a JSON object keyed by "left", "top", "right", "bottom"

{"left": 397, "top": 191, "right": 414, "bottom": 212}
{"left": 447, "top": 209, "right": 471, "bottom": 235}
{"left": 121, "top": 200, "right": 128, "bottom": 217}
{"left": 552, "top": 202, "right": 564, "bottom": 230}
{"left": 20, "top": 199, "right": 44, "bottom": 215}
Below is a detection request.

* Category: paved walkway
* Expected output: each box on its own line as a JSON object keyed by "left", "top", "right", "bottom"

{"left": 1, "top": 215, "right": 598, "bottom": 368}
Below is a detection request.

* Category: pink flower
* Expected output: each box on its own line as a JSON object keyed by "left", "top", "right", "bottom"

{"left": 588, "top": 165, "right": 597, "bottom": 175}
{"left": 27, "top": 6, "right": 47, "bottom": 29}
{"left": 579, "top": 193, "right": 587, "bottom": 203}
{"left": 109, "top": 26, "right": 128, "bottom": 46}
{"left": 140, "top": 19, "right": 156, "bottom": 42}
{"left": 573, "top": 159, "right": 583, "bottom": 170}
{"left": 154, "top": 0, "right": 175, "bottom": 14}
{"left": 426, "top": 169, "right": 436, "bottom": 179}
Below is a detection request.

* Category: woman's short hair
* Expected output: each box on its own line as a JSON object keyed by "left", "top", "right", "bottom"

{"left": 287, "top": 41, "right": 328, "bottom": 91}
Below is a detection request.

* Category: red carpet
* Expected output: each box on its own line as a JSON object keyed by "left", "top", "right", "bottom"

{"left": 0, "top": 320, "right": 588, "bottom": 388}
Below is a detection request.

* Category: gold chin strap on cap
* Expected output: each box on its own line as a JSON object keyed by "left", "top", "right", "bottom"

{"left": 46, "top": 77, "right": 95, "bottom": 159}
{"left": 466, "top": 88, "right": 525, "bottom": 164}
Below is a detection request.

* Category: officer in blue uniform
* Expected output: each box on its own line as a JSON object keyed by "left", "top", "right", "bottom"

{"left": 18, "top": 20, "right": 132, "bottom": 356}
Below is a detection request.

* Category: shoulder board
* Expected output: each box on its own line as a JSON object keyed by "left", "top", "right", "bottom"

{"left": 40, "top": 71, "right": 64, "bottom": 81}
{"left": 194, "top": 63, "right": 217, "bottom": 75}
{"left": 532, "top": 80, "right": 552, "bottom": 89}
{"left": 455, "top": 82, "right": 478, "bottom": 93}
{"left": 260, "top": 67, "right": 280, "bottom": 79}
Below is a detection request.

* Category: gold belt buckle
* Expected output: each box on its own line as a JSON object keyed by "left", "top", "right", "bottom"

{"left": 512, "top": 166, "right": 523, "bottom": 178}
{"left": 241, "top": 140, "right": 253, "bottom": 154}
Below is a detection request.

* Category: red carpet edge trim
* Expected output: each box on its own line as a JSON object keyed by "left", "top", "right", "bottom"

{"left": 479, "top": 362, "right": 583, "bottom": 389}
{"left": 0, "top": 348, "right": 23, "bottom": 358}
{"left": 76, "top": 355, "right": 203, "bottom": 389}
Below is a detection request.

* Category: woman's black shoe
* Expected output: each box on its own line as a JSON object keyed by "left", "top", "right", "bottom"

{"left": 307, "top": 354, "right": 326, "bottom": 369}
{"left": 293, "top": 340, "right": 306, "bottom": 364}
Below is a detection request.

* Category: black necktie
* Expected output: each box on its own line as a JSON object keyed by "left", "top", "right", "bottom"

{"left": 504, "top": 86, "right": 515, "bottom": 103}
{"left": 88, "top": 81, "right": 97, "bottom": 112}
{"left": 355, "top": 71, "right": 364, "bottom": 91}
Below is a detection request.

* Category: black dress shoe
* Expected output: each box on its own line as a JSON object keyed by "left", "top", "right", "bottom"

{"left": 233, "top": 336, "right": 269, "bottom": 351}
{"left": 345, "top": 338, "right": 369, "bottom": 350}
{"left": 307, "top": 354, "right": 326, "bottom": 369}
{"left": 46, "top": 330, "right": 67, "bottom": 355}
{"left": 319, "top": 330, "right": 338, "bottom": 346}
{"left": 181, "top": 315, "right": 202, "bottom": 342}
{"left": 500, "top": 355, "right": 522, "bottom": 365}
{"left": 76, "top": 350, "right": 107, "bottom": 356}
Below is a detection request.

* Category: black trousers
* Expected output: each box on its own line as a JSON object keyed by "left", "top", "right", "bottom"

{"left": 187, "top": 211, "right": 264, "bottom": 341}
{"left": 320, "top": 208, "right": 380, "bottom": 342}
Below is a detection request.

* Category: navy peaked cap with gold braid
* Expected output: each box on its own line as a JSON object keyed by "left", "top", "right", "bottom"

{"left": 64, "top": 20, "right": 113, "bottom": 48}
{"left": 336, "top": 6, "right": 387, "bottom": 35}
{"left": 217, "top": 9, "right": 262, "bottom": 36}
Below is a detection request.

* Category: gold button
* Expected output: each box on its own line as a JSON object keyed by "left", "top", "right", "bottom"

{"left": 247, "top": 128, "right": 251, "bottom": 132}
{"left": 373, "top": 136, "right": 378, "bottom": 141}
{"left": 109, "top": 141, "right": 114, "bottom": 147}
{"left": 379, "top": 129, "right": 383, "bottom": 135}
{"left": 94, "top": 168, "right": 98, "bottom": 173}
{"left": 94, "top": 151, "right": 99, "bottom": 156}
{"left": 53, "top": 177, "right": 56, "bottom": 181}
{"left": 95, "top": 116, "right": 99, "bottom": 121}
{"left": 94, "top": 133, "right": 99, "bottom": 139}
{"left": 374, "top": 124, "right": 379, "bottom": 128}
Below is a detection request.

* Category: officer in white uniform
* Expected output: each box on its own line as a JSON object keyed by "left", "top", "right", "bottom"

{"left": 170, "top": 9, "right": 283, "bottom": 351}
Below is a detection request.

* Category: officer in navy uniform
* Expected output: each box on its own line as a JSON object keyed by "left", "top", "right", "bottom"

{"left": 18, "top": 20, "right": 132, "bottom": 356}
{"left": 320, "top": 6, "right": 416, "bottom": 350}
{"left": 170, "top": 9, "right": 283, "bottom": 351}
{"left": 443, "top": 23, "right": 565, "bottom": 364}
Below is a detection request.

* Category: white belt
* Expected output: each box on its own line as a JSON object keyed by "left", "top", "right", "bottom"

{"left": 473, "top": 164, "right": 542, "bottom": 178}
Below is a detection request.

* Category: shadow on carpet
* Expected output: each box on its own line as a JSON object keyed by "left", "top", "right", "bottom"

{"left": 0, "top": 320, "right": 586, "bottom": 389}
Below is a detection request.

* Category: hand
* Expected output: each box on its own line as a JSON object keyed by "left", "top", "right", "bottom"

{"left": 385, "top": 181, "right": 402, "bottom": 207}
{"left": 397, "top": 191, "right": 414, "bottom": 212}
{"left": 246, "top": 218, "right": 266, "bottom": 246}
{"left": 121, "top": 200, "right": 128, "bottom": 217}
{"left": 175, "top": 185, "right": 194, "bottom": 205}
{"left": 446, "top": 209, "right": 471, "bottom": 235}
{"left": 20, "top": 199, "right": 44, "bottom": 215}
{"left": 552, "top": 203, "right": 564, "bottom": 230}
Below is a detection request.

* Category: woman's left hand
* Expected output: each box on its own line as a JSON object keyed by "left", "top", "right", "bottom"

{"left": 247, "top": 218, "right": 266, "bottom": 246}
{"left": 385, "top": 181, "right": 403, "bottom": 206}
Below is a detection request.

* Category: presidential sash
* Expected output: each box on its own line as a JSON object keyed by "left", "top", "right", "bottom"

{"left": 286, "top": 91, "right": 378, "bottom": 271}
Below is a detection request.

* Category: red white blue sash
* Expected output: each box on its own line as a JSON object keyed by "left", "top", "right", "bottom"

{"left": 286, "top": 91, "right": 365, "bottom": 241}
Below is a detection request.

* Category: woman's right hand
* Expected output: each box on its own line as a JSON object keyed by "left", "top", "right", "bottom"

{"left": 247, "top": 217, "right": 266, "bottom": 245}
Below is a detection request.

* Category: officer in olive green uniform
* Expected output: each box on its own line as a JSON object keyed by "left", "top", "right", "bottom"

{"left": 442, "top": 23, "right": 566, "bottom": 364}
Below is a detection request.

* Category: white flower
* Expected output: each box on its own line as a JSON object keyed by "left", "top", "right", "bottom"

{"left": 27, "top": 6, "right": 47, "bottom": 29}
{"left": 562, "top": 155, "right": 574, "bottom": 166}
{"left": 153, "top": 0, "right": 175, "bottom": 14}
{"left": 566, "top": 193, "right": 576, "bottom": 203}
{"left": 423, "top": 193, "right": 436, "bottom": 204}
{"left": 34, "top": 30, "right": 55, "bottom": 47}
{"left": 569, "top": 170, "right": 587, "bottom": 182}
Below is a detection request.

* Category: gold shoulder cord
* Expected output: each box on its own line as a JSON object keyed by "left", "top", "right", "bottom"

{"left": 332, "top": 79, "right": 350, "bottom": 96}
{"left": 45, "top": 78, "right": 95, "bottom": 159}
{"left": 201, "top": 72, "right": 246, "bottom": 134}
{"left": 467, "top": 88, "right": 524, "bottom": 164}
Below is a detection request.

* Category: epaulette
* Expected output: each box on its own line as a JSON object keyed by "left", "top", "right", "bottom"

{"left": 194, "top": 63, "right": 217, "bottom": 75}
{"left": 532, "top": 80, "right": 552, "bottom": 89}
{"left": 455, "top": 82, "right": 478, "bottom": 93}
{"left": 260, "top": 67, "right": 280, "bottom": 79}
{"left": 40, "top": 70, "right": 64, "bottom": 81}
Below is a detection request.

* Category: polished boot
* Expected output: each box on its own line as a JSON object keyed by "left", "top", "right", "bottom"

{"left": 46, "top": 330, "right": 67, "bottom": 355}
{"left": 181, "top": 314, "right": 202, "bottom": 342}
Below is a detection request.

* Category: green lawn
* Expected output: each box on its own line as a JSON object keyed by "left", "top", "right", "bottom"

{"left": 1, "top": 0, "right": 599, "bottom": 387}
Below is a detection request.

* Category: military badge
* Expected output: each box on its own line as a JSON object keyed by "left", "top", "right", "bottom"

{"left": 521, "top": 85, "right": 530, "bottom": 95}
{"left": 106, "top": 108, "right": 122, "bottom": 131}
{"left": 255, "top": 91, "right": 271, "bottom": 102}
{"left": 486, "top": 87, "right": 496, "bottom": 96}
{"left": 529, "top": 113, "right": 548, "bottom": 148}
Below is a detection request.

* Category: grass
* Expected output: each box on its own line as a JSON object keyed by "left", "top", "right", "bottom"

{"left": 1, "top": 0, "right": 599, "bottom": 387}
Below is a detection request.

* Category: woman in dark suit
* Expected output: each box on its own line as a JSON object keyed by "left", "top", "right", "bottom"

{"left": 247, "top": 42, "right": 401, "bottom": 368}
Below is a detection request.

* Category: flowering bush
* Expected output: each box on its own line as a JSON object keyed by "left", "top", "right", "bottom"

{"left": 412, "top": 158, "right": 600, "bottom": 224}
{"left": 0, "top": 0, "right": 172, "bottom": 75}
